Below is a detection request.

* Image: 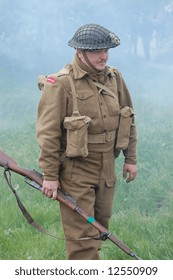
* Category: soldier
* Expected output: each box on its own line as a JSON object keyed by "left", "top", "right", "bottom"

{"left": 36, "top": 23, "right": 137, "bottom": 260}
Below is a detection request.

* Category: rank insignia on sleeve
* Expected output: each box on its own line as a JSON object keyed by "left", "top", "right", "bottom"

{"left": 47, "top": 76, "right": 56, "bottom": 84}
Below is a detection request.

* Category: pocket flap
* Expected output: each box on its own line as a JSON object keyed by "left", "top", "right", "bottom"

{"left": 64, "top": 115, "right": 91, "bottom": 130}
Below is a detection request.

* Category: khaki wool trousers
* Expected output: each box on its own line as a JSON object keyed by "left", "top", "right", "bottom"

{"left": 59, "top": 148, "right": 116, "bottom": 260}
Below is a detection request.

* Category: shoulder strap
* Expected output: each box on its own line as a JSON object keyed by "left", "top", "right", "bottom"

{"left": 86, "top": 78, "right": 118, "bottom": 101}
{"left": 66, "top": 74, "right": 81, "bottom": 117}
{"left": 38, "top": 65, "right": 81, "bottom": 117}
{"left": 57, "top": 65, "right": 81, "bottom": 116}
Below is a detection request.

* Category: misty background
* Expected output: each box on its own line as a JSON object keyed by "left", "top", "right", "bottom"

{"left": 0, "top": 0, "right": 173, "bottom": 261}
{"left": 0, "top": 0, "right": 173, "bottom": 126}
{"left": 0, "top": 0, "right": 173, "bottom": 138}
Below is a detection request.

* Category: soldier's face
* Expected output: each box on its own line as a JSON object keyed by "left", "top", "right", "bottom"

{"left": 78, "top": 49, "right": 109, "bottom": 71}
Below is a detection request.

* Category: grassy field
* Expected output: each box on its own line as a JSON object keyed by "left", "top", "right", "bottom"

{"left": 0, "top": 77, "right": 173, "bottom": 260}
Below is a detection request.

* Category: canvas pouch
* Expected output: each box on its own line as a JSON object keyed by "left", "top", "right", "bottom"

{"left": 63, "top": 115, "right": 91, "bottom": 157}
{"left": 115, "top": 106, "right": 134, "bottom": 150}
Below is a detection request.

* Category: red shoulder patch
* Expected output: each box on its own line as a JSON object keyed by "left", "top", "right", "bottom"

{"left": 47, "top": 76, "right": 56, "bottom": 84}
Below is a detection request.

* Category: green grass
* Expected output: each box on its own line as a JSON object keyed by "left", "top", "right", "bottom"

{"left": 0, "top": 88, "right": 173, "bottom": 260}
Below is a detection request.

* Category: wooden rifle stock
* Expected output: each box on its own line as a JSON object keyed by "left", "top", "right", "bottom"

{"left": 0, "top": 150, "right": 142, "bottom": 260}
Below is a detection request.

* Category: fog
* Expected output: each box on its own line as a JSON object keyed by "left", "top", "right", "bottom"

{"left": 0, "top": 0, "right": 173, "bottom": 127}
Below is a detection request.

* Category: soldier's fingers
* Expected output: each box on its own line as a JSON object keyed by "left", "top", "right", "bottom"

{"left": 52, "top": 190, "right": 57, "bottom": 200}
{"left": 123, "top": 169, "right": 127, "bottom": 180}
{"left": 126, "top": 171, "right": 137, "bottom": 183}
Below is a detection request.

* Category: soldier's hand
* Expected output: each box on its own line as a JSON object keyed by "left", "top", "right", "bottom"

{"left": 42, "top": 180, "right": 59, "bottom": 200}
{"left": 123, "top": 163, "right": 137, "bottom": 183}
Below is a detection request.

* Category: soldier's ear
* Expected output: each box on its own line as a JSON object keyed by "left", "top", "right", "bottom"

{"left": 77, "top": 49, "right": 83, "bottom": 59}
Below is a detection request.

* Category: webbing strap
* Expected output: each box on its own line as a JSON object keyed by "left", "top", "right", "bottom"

{"left": 66, "top": 74, "right": 81, "bottom": 117}
{"left": 86, "top": 78, "right": 118, "bottom": 101}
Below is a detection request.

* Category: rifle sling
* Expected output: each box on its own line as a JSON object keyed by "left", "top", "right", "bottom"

{"left": 3, "top": 167, "right": 99, "bottom": 242}
{"left": 3, "top": 169, "right": 61, "bottom": 239}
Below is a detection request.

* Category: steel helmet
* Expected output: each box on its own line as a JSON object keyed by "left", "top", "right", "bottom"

{"left": 68, "top": 23, "right": 120, "bottom": 50}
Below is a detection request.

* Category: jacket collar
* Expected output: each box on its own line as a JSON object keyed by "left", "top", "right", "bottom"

{"left": 72, "top": 53, "right": 112, "bottom": 80}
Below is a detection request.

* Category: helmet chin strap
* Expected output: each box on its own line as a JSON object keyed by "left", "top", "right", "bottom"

{"left": 81, "top": 50, "right": 99, "bottom": 72}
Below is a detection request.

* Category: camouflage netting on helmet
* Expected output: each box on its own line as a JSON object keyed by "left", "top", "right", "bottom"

{"left": 68, "top": 23, "right": 120, "bottom": 50}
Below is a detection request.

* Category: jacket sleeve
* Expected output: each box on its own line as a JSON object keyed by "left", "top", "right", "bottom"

{"left": 116, "top": 71, "right": 137, "bottom": 164}
{"left": 36, "top": 77, "right": 67, "bottom": 180}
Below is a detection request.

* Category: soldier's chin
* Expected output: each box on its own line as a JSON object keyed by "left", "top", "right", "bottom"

{"left": 96, "top": 64, "right": 106, "bottom": 71}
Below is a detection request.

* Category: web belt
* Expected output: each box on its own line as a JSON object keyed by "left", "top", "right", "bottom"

{"left": 88, "top": 130, "right": 116, "bottom": 144}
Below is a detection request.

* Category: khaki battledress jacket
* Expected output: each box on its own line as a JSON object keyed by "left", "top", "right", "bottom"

{"left": 36, "top": 54, "right": 137, "bottom": 182}
{"left": 37, "top": 54, "right": 137, "bottom": 259}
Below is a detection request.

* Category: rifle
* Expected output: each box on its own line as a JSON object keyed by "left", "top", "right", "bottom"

{"left": 0, "top": 150, "right": 142, "bottom": 260}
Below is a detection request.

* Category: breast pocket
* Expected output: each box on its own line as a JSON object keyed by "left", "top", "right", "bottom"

{"left": 76, "top": 89, "right": 98, "bottom": 118}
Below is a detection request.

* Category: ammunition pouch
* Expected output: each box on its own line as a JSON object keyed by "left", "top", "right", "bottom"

{"left": 115, "top": 106, "right": 134, "bottom": 151}
{"left": 64, "top": 115, "right": 91, "bottom": 157}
